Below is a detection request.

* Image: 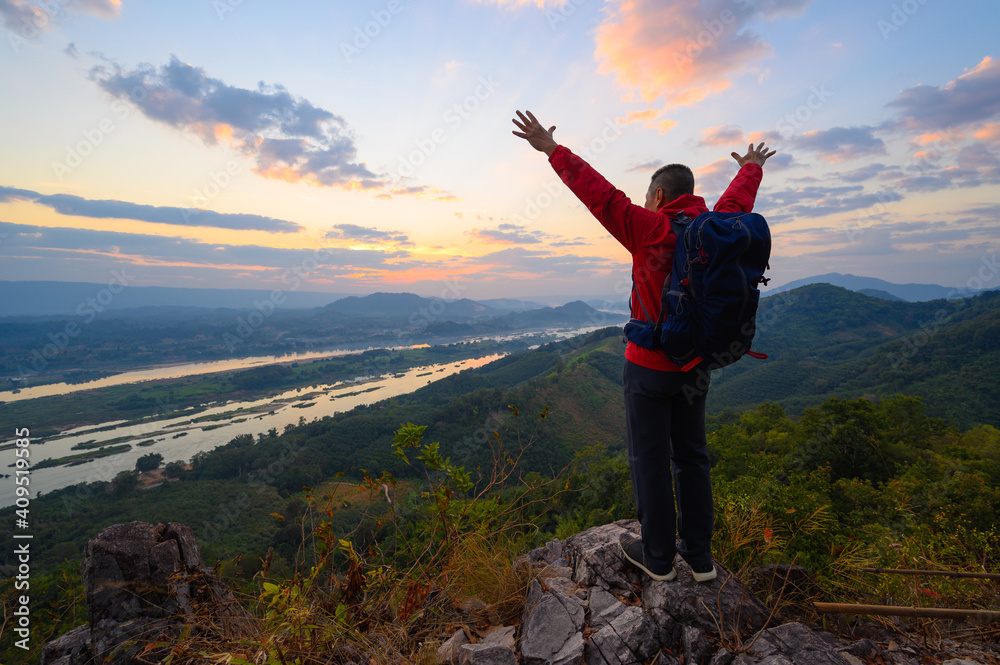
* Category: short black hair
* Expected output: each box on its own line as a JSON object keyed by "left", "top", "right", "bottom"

{"left": 648, "top": 163, "right": 695, "bottom": 202}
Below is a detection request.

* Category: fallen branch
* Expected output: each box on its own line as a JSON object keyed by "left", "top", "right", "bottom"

{"left": 859, "top": 567, "right": 1000, "bottom": 581}
{"left": 815, "top": 602, "right": 1000, "bottom": 621}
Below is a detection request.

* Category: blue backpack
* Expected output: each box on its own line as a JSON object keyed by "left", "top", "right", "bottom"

{"left": 624, "top": 210, "right": 771, "bottom": 370}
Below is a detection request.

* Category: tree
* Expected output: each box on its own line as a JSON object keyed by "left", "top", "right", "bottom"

{"left": 164, "top": 461, "right": 185, "bottom": 478}
{"left": 111, "top": 470, "right": 138, "bottom": 498}
{"left": 135, "top": 452, "right": 164, "bottom": 473}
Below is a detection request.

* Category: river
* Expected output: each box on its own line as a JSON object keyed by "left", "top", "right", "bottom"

{"left": 0, "top": 354, "right": 502, "bottom": 507}
{"left": 1, "top": 345, "right": 424, "bottom": 402}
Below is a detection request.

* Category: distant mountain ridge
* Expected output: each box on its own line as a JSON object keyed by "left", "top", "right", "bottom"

{"left": 324, "top": 292, "right": 503, "bottom": 320}
{"left": 0, "top": 281, "right": 352, "bottom": 316}
{"left": 763, "top": 273, "right": 988, "bottom": 302}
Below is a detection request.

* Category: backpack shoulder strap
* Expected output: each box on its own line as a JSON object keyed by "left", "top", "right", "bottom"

{"left": 630, "top": 271, "right": 655, "bottom": 323}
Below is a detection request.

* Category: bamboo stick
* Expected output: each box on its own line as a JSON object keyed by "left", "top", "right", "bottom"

{"left": 814, "top": 602, "right": 1000, "bottom": 621}
{"left": 859, "top": 567, "right": 1000, "bottom": 580}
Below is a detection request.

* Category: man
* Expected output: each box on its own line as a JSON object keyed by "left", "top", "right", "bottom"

{"left": 511, "top": 110, "right": 775, "bottom": 582}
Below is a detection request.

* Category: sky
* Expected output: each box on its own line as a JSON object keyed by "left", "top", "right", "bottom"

{"left": 1, "top": 0, "right": 998, "bottom": 302}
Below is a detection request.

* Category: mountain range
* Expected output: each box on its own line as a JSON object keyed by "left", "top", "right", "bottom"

{"left": 762, "top": 272, "right": 990, "bottom": 302}
{"left": 6, "top": 272, "right": 997, "bottom": 317}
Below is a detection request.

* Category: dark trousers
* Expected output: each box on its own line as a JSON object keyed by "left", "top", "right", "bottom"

{"left": 622, "top": 360, "right": 713, "bottom": 570}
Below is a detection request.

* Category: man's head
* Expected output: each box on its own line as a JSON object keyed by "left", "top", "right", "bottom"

{"left": 644, "top": 163, "right": 695, "bottom": 211}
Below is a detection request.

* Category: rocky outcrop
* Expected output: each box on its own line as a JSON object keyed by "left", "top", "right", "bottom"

{"left": 41, "top": 521, "right": 249, "bottom": 665}
{"left": 507, "top": 520, "right": 885, "bottom": 665}
{"left": 41, "top": 518, "right": 996, "bottom": 665}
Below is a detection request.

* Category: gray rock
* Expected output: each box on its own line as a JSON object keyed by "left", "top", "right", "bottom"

{"left": 683, "top": 625, "right": 714, "bottom": 665}
{"left": 44, "top": 521, "right": 250, "bottom": 665}
{"left": 838, "top": 638, "right": 880, "bottom": 659}
{"left": 643, "top": 558, "right": 771, "bottom": 637}
{"left": 941, "top": 660, "right": 984, "bottom": 665}
{"left": 520, "top": 580, "right": 585, "bottom": 665}
{"left": 40, "top": 624, "right": 91, "bottom": 665}
{"left": 648, "top": 606, "right": 683, "bottom": 652}
{"left": 527, "top": 538, "right": 567, "bottom": 568}
{"left": 462, "top": 644, "right": 517, "bottom": 665}
{"left": 544, "top": 576, "right": 579, "bottom": 596}
{"left": 437, "top": 628, "right": 471, "bottom": 665}
{"left": 757, "top": 656, "right": 796, "bottom": 665}
{"left": 564, "top": 521, "right": 636, "bottom": 591}
{"left": 562, "top": 520, "right": 770, "bottom": 640}
{"left": 750, "top": 622, "right": 852, "bottom": 665}
{"left": 585, "top": 605, "right": 660, "bottom": 665}
{"left": 481, "top": 625, "right": 516, "bottom": 650}
{"left": 840, "top": 653, "right": 865, "bottom": 665}
{"left": 709, "top": 647, "right": 734, "bottom": 665}
{"left": 589, "top": 587, "right": 627, "bottom": 629}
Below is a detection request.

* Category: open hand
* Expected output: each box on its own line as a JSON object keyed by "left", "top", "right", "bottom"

{"left": 731, "top": 142, "right": 777, "bottom": 167}
{"left": 512, "top": 110, "right": 558, "bottom": 157}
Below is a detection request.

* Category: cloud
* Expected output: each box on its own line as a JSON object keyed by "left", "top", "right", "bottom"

{"left": 469, "top": 0, "right": 563, "bottom": 6}
{"left": 594, "top": 0, "right": 814, "bottom": 111}
{"left": 694, "top": 158, "right": 736, "bottom": 197}
{"left": 326, "top": 224, "right": 413, "bottom": 246}
{"left": 792, "top": 126, "right": 886, "bottom": 162}
{"left": 767, "top": 185, "right": 904, "bottom": 220}
{"left": 887, "top": 56, "right": 1000, "bottom": 133}
{"left": 891, "top": 144, "right": 1000, "bottom": 193}
{"left": 698, "top": 125, "right": 746, "bottom": 147}
{"left": 0, "top": 0, "right": 120, "bottom": 33}
{"left": 0, "top": 221, "right": 415, "bottom": 277}
{"left": 627, "top": 160, "right": 664, "bottom": 173}
{"left": 762, "top": 153, "right": 796, "bottom": 171}
{"left": 383, "top": 185, "right": 459, "bottom": 201}
{"left": 974, "top": 122, "right": 1000, "bottom": 146}
{"left": 812, "top": 227, "right": 899, "bottom": 256}
{"left": 832, "top": 163, "right": 890, "bottom": 183}
{"left": 0, "top": 185, "right": 303, "bottom": 233}
{"left": 0, "top": 185, "right": 37, "bottom": 203}
{"left": 89, "top": 56, "right": 381, "bottom": 190}
{"left": 469, "top": 223, "right": 547, "bottom": 245}
{"left": 476, "top": 246, "right": 623, "bottom": 275}
{"left": 467, "top": 223, "right": 592, "bottom": 248}
{"left": 615, "top": 109, "right": 678, "bottom": 133}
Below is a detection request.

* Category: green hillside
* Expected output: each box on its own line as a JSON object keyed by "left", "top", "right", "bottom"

{"left": 710, "top": 285, "right": 1000, "bottom": 427}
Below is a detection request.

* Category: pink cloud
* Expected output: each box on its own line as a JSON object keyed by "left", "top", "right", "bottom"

{"left": 594, "top": 0, "right": 813, "bottom": 112}
{"left": 699, "top": 125, "right": 746, "bottom": 146}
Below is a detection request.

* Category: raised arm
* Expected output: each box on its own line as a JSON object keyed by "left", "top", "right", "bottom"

{"left": 512, "top": 110, "right": 664, "bottom": 253}
{"left": 714, "top": 142, "right": 775, "bottom": 213}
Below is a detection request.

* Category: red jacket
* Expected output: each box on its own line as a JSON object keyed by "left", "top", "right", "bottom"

{"left": 548, "top": 145, "right": 763, "bottom": 371}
